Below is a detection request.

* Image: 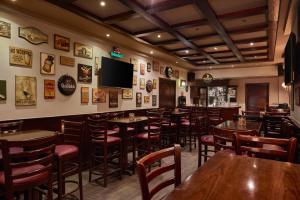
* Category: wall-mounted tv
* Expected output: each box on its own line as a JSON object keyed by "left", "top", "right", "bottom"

{"left": 99, "top": 57, "right": 133, "bottom": 88}
{"left": 284, "top": 33, "right": 296, "bottom": 85}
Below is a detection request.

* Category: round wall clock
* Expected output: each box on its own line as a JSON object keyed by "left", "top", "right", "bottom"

{"left": 202, "top": 73, "right": 213, "bottom": 84}
{"left": 57, "top": 74, "right": 77, "bottom": 96}
{"left": 165, "top": 67, "right": 173, "bottom": 78}
{"left": 146, "top": 80, "right": 153, "bottom": 93}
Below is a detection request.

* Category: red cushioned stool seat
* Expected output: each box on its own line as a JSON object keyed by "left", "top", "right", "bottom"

{"left": 0, "top": 147, "right": 23, "bottom": 159}
{"left": 55, "top": 144, "right": 78, "bottom": 159}
{"left": 200, "top": 135, "right": 214, "bottom": 145}
{"left": 134, "top": 132, "right": 159, "bottom": 140}
{"left": 92, "top": 136, "right": 121, "bottom": 144}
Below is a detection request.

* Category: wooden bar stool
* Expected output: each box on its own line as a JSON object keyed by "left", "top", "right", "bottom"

{"left": 87, "top": 117, "right": 122, "bottom": 187}
{"left": 54, "top": 120, "right": 84, "bottom": 200}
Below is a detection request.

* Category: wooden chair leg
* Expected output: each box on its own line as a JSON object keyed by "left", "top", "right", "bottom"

{"left": 57, "top": 160, "right": 63, "bottom": 200}
{"left": 132, "top": 139, "right": 136, "bottom": 174}
{"left": 78, "top": 169, "right": 83, "bottom": 200}
{"left": 198, "top": 143, "right": 202, "bottom": 167}
{"left": 189, "top": 132, "right": 192, "bottom": 152}
{"left": 119, "top": 143, "right": 123, "bottom": 180}
{"left": 103, "top": 146, "right": 108, "bottom": 187}
{"left": 47, "top": 177, "right": 53, "bottom": 200}
{"left": 204, "top": 145, "right": 208, "bottom": 162}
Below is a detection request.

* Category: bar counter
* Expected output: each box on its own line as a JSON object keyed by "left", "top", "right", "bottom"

{"left": 186, "top": 106, "right": 240, "bottom": 121}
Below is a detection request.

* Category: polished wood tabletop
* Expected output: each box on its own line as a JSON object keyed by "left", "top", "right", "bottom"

{"left": 107, "top": 116, "right": 148, "bottom": 125}
{"left": 0, "top": 130, "right": 59, "bottom": 141}
{"left": 165, "top": 151, "right": 300, "bottom": 200}
{"left": 216, "top": 120, "right": 262, "bottom": 133}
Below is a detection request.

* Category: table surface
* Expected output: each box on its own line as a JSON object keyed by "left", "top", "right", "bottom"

{"left": 107, "top": 116, "right": 148, "bottom": 124}
{"left": 165, "top": 151, "right": 300, "bottom": 200}
{"left": 216, "top": 120, "right": 262, "bottom": 133}
{"left": 0, "top": 130, "right": 59, "bottom": 141}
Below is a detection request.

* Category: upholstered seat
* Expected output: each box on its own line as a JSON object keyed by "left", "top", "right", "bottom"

{"left": 55, "top": 144, "right": 78, "bottom": 159}
{"left": 144, "top": 125, "right": 160, "bottom": 131}
{"left": 112, "top": 127, "right": 135, "bottom": 132}
{"left": 200, "top": 135, "right": 214, "bottom": 145}
{"left": 92, "top": 136, "right": 121, "bottom": 144}
{"left": 0, "top": 147, "right": 23, "bottom": 159}
{"left": 134, "top": 132, "right": 160, "bottom": 140}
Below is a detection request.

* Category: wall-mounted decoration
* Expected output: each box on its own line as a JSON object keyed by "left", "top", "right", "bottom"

{"left": 0, "top": 80, "right": 6, "bottom": 101}
{"left": 109, "top": 89, "right": 118, "bottom": 108}
{"left": 15, "top": 76, "right": 37, "bottom": 106}
{"left": 152, "top": 95, "right": 157, "bottom": 107}
{"left": 290, "top": 84, "right": 294, "bottom": 111}
{"left": 144, "top": 96, "right": 150, "bottom": 104}
{"left": 122, "top": 89, "right": 133, "bottom": 99}
{"left": 57, "top": 74, "right": 76, "bottom": 96}
{"left": 140, "top": 78, "right": 145, "bottom": 89}
{"left": 133, "top": 75, "right": 137, "bottom": 85}
{"left": 92, "top": 88, "right": 106, "bottom": 103}
{"left": 60, "top": 56, "right": 75, "bottom": 67}
{"left": 202, "top": 73, "right": 213, "bottom": 84}
{"left": 18, "top": 27, "right": 48, "bottom": 44}
{"left": 9, "top": 47, "right": 32, "bottom": 68}
{"left": 40, "top": 53, "right": 55, "bottom": 75}
{"left": 78, "top": 64, "right": 92, "bottom": 83}
{"left": 74, "top": 42, "right": 93, "bottom": 59}
{"left": 147, "top": 62, "right": 151, "bottom": 72}
{"left": 110, "top": 46, "right": 124, "bottom": 58}
{"left": 153, "top": 79, "right": 157, "bottom": 89}
{"left": 146, "top": 80, "right": 153, "bottom": 93}
{"left": 160, "top": 66, "right": 165, "bottom": 75}
{"left": 0, "top": 21, "right": 11, "bottom": 38}
{"left": 153, "top": 60, "right": 159, "bottom": 72}
{"left": 131, "top": 58, "right": 138, "bottom": 72}
{"left": 81, "top": 87, "right": 89, "bottom": 104}
{"left": 165, "top": 67, "right": 173, "bottom": 78}
{"left": 94, "top": 57, "right": 100, "bottom": 75}
{"left": 174, "top": 70, "right": 179, "bottom": 79}
{"left": 44, "top": 79, "right": 55, "bottom": 99}
{"left": 140, "top": 63, "right": 145, "bottom": 75}
{"left": 136, "top": 92, "right": 142, "bottom": 107}
{"left": 296, "top": 87, "right": 300, "bottom": 106}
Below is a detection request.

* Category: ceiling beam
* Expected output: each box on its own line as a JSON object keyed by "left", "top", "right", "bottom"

{"left": 268, "top": 0, "right": 279, "bottom": 61}
{"left": 215, "top": 52, "right": 268, "bottom": 59}
{"left": 196, "top": 58, "right": 269, "bottom": 67}
{"left": 118, "top": 0, "right": 219, "bottom": 64}
{"left": 134, "top": 28, "right": 162, "bottom": 37}
{"left": 194, "top": 0, "right": 245, "bottom": 62}
{"left": 146, "top": 0, "right": 193, "bottom": 14}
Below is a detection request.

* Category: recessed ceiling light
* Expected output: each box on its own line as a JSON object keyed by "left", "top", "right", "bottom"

{"left": 11, "top": 0, "right": 17, "bottom": 2}
{"left": 150, "top": 51, "right": 154, "bottom": 54}
{"left": 231, "top": 65, "right": 234, "bottom": 68}
{"left": 176, "top": 61, "right": 178, "bottom": 64}
{"left": 214, "top": 47, "right": 218, "bottom": 50}
{"left": 209, "top": 66, "right": 212, "bottom": 69}
{"left": 157, "top": 34, "right": 161, "bottom": 38}
{"left": 203, "top": 60, "right": 206, "bottom": 63}
{"left": 100, "top": 1, "right": 106, "bottom": 7}
{"left": 250, "top": 42, "right": 254, "bottom": 46}
{"left": 106, "top": 33, "right": 110, "bottom": 37}
{"left": 185, "top": 50, "right": 189, "bottom": 54}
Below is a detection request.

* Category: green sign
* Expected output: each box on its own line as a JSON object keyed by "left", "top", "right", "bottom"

{"left": 110, "top": 51, "right": 124, "bottom": 58}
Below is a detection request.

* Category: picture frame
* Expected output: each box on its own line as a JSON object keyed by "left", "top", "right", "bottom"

{"left": 174, "top": 70, "right": 179, "bottom": 79}
{"left": 15, "top": 76, "right": 37, "bottom": 106}
{"left": 40, "top": 52, "right": 55, "bottom": 75}
{"left": 0, "top": 20, "right": 11, "bottom": 38}
{"left": 136, "top": 92, "right": 142, "bottom": 107}
{"left": 74, "top": 42, "right": 93, "bottom": 59}
{"left": 44, "top": 79, "right": 55, "bottom": 99}
{"left": 140, "top": 63, "right": 145, "bottom": 75}
{"left": 81, "top": 87, "right": 89, "bottom": 104}
{"left": 92, "top": 88, "right": 106, "bottom": 103}
{"left": 295, "top": 87, "right": 300, "bottom": 106}
{"left": 140, "top": 78, "right": 145, "bottom": 89}
{"left": 18, "top": 26, "right": 48, "bottom": 45}
{"left": 94, "top": 56, "right": 100, "bottom": 75}
{"left": 160, "top": 66, "right": 165, "bottom": 75}
{"left": 122, "top": 89, "right": 133, "bottom": 99}
{"left": 54, "top": 34, "right": 70, "bottom": 52}
{"left": 152, "top": 95, "right": 157, "bottom": 106}
{"left": 130, "top": 58, "right": 138, "bottom": 72}
{"left": 147, "top": 62, "right": 151, "bottom": 72}
{"left": 153, "top": 60, "right": 159, "bottom": 72}
{"left": 0, "top": 80, "right": 7, "bottom": 101}
{"left": 9, "top": 47, "right": 32, "bottom": 68}
{"left": 133, "top": 75, "right": 137, "bottom": 85}
{"left": 153, "top": 79, "right": 157, "bottom": 89}
{"left": 60, "top": 56, "right": 75, "bottom": 67}
{"left": 109, "top": 89, "right": 118, "bottom": 108}
{"left": 78, "top": 64, "right": 92, "bottom": 83}
{"left": 144, "top": 96, "right": 150, "bottom": 104}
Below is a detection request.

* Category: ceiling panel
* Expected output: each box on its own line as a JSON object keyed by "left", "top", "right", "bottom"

{"left": 136, "top": 0, "right": 169, "bottom": 7}
{"left": 178, "top": 25, "right": 215, "bottom": 38}
{"left": 142, "top": 32, "right": 176, "bottom": 42}
{"left": 203, "top": 45, "right": 229, "bottom": 52}
{"left": 221, "top": 14, "right": 267, "bottom": 30}
{"left": 241, "top": 49, "right": 267, "bottom": 55}
{"left": 163, "top": 43, "right": 186, "bottom": 50}
{"left": 230, "top": 31, "right": 267, "bottom": 41}
{"left": 193, "top": 35, "right": 223, "bottom": 46}
{"left": 236, "top": 41, "right": 267, "bottom": 49}
{"left": 116, "top": 17, "right": 158, "bottom": 33}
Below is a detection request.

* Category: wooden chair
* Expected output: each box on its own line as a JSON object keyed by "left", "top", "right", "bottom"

{"left": 0, "top": 120, "right": 23, "bottom": 134}
{"left": 263, "top": 115, "right": 283, "bottom": 138}
{"left": 236, "top": 134, "right": 297, "bottom": 162}
{"left": 136, "top": 144, "right": 181, "bottom": 200}
{"left": 0, "top": 134, "right": 57, "bottom": 200}
{"left": 207, "top": 108, "right": 223, "bottom": 132}
{"left": 161, "top": 110, "right": 177, "bottom": 147}
{"left": 87, "top": 117, "right": 122, "bottom": 187}
{"left": 213, "top": 127, "right": 236, "bottom": 152}
{"left": 54, "top": 120, "right": 84, "bottom": 200}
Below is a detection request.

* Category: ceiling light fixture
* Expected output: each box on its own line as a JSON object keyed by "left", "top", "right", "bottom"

{"left": 231, "top": 65, "right": 234, "bottom": 68}
{"left": 100, "top": 1, "right": 106, "bottom": 7}
{"left": 11, "top": 0, "right": 17, "bottom": 2}
{"left": 106, "top": 33, "right": 110, "bottom": 37}
{"left": 185, "top": 50, "right": 189, "bottom": 54}
{"left": 250, "top": 42, "right": 254, "bottom": 46}
{"left": 157, "top": 34, "right": 161, "bottom": 38}
{"left": 214, "top": 47, "right": 218, "bottom": 50}
{"left": 176, "top": 61, "right": 178, "bottom": 64}
{"left": 150, "top": 51, "right": 154, "bottom": 54}
{"left": 209, "top": 66, "right": 212, "bottom": 69}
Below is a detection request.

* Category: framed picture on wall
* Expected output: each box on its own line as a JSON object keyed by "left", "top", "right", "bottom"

{"left": 144, "top": 96, "right": 150, "bottom": 104}
{"left": 130, "top": 58, "right": 138, "bottom": 72}
{"left": 74, "top": 42, "right": 93, "bottom": 59}
{"left": 94, "top": 56, "right": 100, "bottom": 75}
{"left": 295, "top": 87, "right": 300, "bottom": 106}
{"left": 0, "top": 80, "right": 6, "bottom": 101}
{"left": 153, "top": 60, "right": 159, "bottom": 72}
{"left": 147, "top": 62, "right": 151, "bottom": 72}
{"left": 78, "top": 64, "right": 92, "bottom": 83}
{"left": 60, "top": 56, "right": 75, "bottom": 67}
{"left": 0, "top": 20, "right": 11, "bottom": 38}
{"left": 81, "top": 87, "right": 89, "bottom": 104}
{"left": 290, "top": 84, "right": 295, "bottom": 111}
{"left": 109, "top": 89, "right": 118, "bottom": 108}
{"left": 44, "top": 79, "right": 55, "bottom": 99}
{"left": 9, "top": 47, "right": 32, "bottom": 68}
{"left": 153, "top": 79, "right": 157, "bottom": 89}
{"left": 15, "top": 76, "right": 37, "bottom": 106}
{"left": 152, "top": 95, "right": 157, "bottom": 106}
{"left": 133, "top": 75, "right": 137, "bottom": 85}
{"left": 160, "top": 66, "right": 165, "bottom": 75}
{"left": 136, "top": 92, "right": 142, "bottom": 107}
{"left": 40, "top": 52, "right": 55, "bottom": 75}
{"left": 122, "top": 89, "right": 133, "bottom": 99}
{"left": 54, "top": 34, "right": 70, "bottom": 52}
{"left": 140, "top": 63, "right": 145, "bottom": 75}
{"left": 140, "top": 78, "right": 145, "bottom": 89}
{"left": 92, "top": 88, "right": 106, "bottom": 103}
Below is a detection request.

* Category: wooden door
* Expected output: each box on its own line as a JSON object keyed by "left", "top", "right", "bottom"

{"left": 159, "top": 78, "right": 176, "bottom": 108}
{"left": 246, "top": 83, "right": 269, "bottom": 111}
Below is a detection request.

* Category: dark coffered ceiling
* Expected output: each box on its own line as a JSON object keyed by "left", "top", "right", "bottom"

{"left": 47, "top": 0, "right": 275, "bottom": 68}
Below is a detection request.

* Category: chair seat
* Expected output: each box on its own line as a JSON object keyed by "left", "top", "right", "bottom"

{"left": 262, "top": 144, "right": 284, "bottom": 151}
{"left": 113, "top": 127, "right": 135, "bottom": 132}
{"left": 200, "top": 135, "right": 214, "bottom": 145}
{"left": 55, "top": 144, "right": 78, "bottom": 159}
{"left": 0, "top": 147, "right": 23, "bottom": 159}
{"left": 144, "top": 125, "right": 160, "bottom": 131}
{"left": 93, "top": 136, "right": 121, "bottom": 144}
{"left": 134, "top": 133, "right": 159, "bottom": 140}
{"left": 0, "top": 164, "right": 49, "bottom": 187}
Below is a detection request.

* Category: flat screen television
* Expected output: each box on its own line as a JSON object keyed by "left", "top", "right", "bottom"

{"left": 284, "top": 33, "right": 296, "bottom": 85}
{"left": 99, "top": 57, "right": 133, "bottom": 88}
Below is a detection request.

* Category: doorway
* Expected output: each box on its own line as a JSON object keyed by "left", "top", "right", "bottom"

{"left": 246, "top": 83, "right": 269, "bottom": 111}
{"left": 159, "top": 78, "right": 176, "bottom": 108}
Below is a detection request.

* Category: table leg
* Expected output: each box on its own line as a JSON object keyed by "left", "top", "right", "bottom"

{"left": 119, "top": 124, "right": 132, "bottom": 176}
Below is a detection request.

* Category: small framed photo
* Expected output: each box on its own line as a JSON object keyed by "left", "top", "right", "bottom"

{"left": 78, "top": 64, "right": 92, "bottom": 83}
{"left": 140, "top": 63, "right": 145, "bottom": 75}
{"left": 94, "top": 57, "right": 100, "bottom": 75}
{"left": 131, "top": 58, "right": 138, "bottom": 72}
{"left": 133, "top": 75, "right": 137, "bottom": 85}
{"left": 74, "top": 42, "right": 93, "bottom": 59}
{"left": 153, "top": 79, "right": 157, "bottom": 89}
{"left": 92, "top": 88, "right": 106, "bottom": 103}
{"left": 40, "top": 52, "right": 55, "bottom": 75}
{"left": 147, "top": 62, "right": 151, "bottom": 72}
{"left": 136, "top": 92, "right": 142, "bottom": 107}
{"left": 122, "top": 89, "right": 133, "bottom": 99}
{"left": 109, "top": 89, "right": 118, "bottom": 108}
{"left": 0, "top": 80, "right": 7, "bottom": 101}
{"left": 140, "top": 78, "right": 145, "bottom": 89}
{"left": 152, "top": 95, "right": 157, "bottom": 106}
{"left": 44, "top": 79, "right": 55, "bottom": 99}
{"left": 15, "top": 76, "right": 37, "bottom": 106}
{"left": 54, "top": 34, "right": 70, "bottom": 52}
{"left": 144, "top": 96, "right": 150, "bottom": 104}
{"left": 81, "top": 87, "right": 89, "bottom": 104}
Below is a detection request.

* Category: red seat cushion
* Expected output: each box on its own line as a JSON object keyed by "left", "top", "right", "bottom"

{"left": 93, "top": 136, "right": 121, "bottom": 144}
{"left": 181, "top": 121, "right": 190, "bottom": 126}
{"left": 134, "top": 132, "right": 160, "bottom": 140}
{"left": 162, "top": 122, "right": 176, "bottom": 127}
{"left": 200, "top": 135, "right": 214, "bottom": 145}
{"left": 0, "top": 164, "right": 49, "bottom": 187}
{"left": 55, "top": 144, "right": 78, "bottom": 159}
{"left": 144, "top": 125, "right": 160, "bottom": 131}
{"left": 107, "top": 129, "right": 119, "bottom": 135}
{"left": 0, "top": 147, "right": 24, "bottom": 159}
{"left": 113, "top": 127, "right": 135, "bottom": 132}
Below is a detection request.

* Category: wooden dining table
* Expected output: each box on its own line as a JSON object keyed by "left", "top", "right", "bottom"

{"left": 165, "top": 151, "right": 300, "bottom": 200}
{"left": 215, "top": 120, "right": 262, "bottom": 134}
{"left": 0, "top": 130, "right": 59, "bottom": 141}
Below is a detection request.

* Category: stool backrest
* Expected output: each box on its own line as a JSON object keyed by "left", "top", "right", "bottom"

{"left": 207, "top": 108, "right": 221, "bottom": 118}
{"left": 87, "top": 117, "right": 108, "bottom": 144}
{"left": 213, "top": 127, "right": 236, "bottom": 152}
{"left": 0, "top": 120, "right": 23, "bottom": 134}
{"left": 147, "top": 114, "right": 162, "bottom": 139}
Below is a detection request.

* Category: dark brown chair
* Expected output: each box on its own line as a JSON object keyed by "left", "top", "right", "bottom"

{"left": 54, "top": 120, "right": 84, "bottom": 200}
{"left": 213, "top": 127, "right": 236, "bottom": 152}
{"left": 87, "top": 117, "right": 122, "bottom": 187}
{"left": 236, "top": 134, "right": 297, "bottom": 162}
{"left": 0, "top": 134, "right": 57, "bottom": 200}
{"left": 207, "top": 108, "right": 223, "bottom": 132}
{"left": 136, "top": 144, "right": 181, "bottom": 200}
{"left": 161, "top": 110, "right": 177, "bottom": 147}
{"left": 263, "top": 115, "right": 283, "bottom": 138}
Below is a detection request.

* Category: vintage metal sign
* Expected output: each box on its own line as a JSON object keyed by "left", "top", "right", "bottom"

{"left": 19, "top": 27, "right": 48, "bottom": 44}
{"left": 9, "top": 47, "right": 32, "bottom": 67}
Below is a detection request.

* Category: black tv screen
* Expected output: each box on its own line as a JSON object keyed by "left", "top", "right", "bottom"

{"left": 284, "top": 33, "right": 296, "bottom": 85}
{"left": 99, "top": 57, "right": 133, "bottom": 88}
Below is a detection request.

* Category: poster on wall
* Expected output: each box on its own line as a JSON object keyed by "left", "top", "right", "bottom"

{"left": 57, "top": 74, "right": 76, "bottom": 96}
{"left": 18, "top": 27, "right": 48, "bottom": 45}
{"left": 0, "top": 80, "right": 6, "bottom": 101}
{"left": 78, "top": 64, "right": 92, "bottom": 83}
{"left": 54, "top": 34, "right": 70, "bottom": 51}
{"left": 9, "top": 47, "right": 32, "bottom": 68}
{"left": 74, "top": 42, "right": 93, "bottom": 59}
{"left": 140, "top": 63, "right": 145, "bottom": 75}
{"left": 92, "top": 88, "right": 106, "bottom": 103}
{"left": 40, "top": 53, "right": 55, "bottom": 75}
{"left": 152, "top": 95, "right": 157, "bottom": 106}
{"left": 94, "top": 57, "right": 100, "bottom": 75}
{"left": 147, "top": 62, "right": 151, "bottom": 72}
{"left": 122, "top": 89, "right": 133, "bottom": 99}
{"left": 136, "top": 92, "right": 142, "bottom": 107}
{"left": 130, "top": 58, "right": 138, "bottom": 72}
{"left": 44, "top": 79, "right": 55, "bottom": 99}
{"left": 153, "top": 79, "right": 157, "bottom": 89}
{"left": 146, "top": 80, "right": 153, "bottom": 93}
{"left": 174, "top": 70, "right": 179, "bottom": 79}
{"left": 140, "top": 78, "right": 145, "bottom": 89}
{"left": 0, "top": 21, "right": 11, "bottom": 38}
{"left": 144, "top": 96, "right": 150, "bottom": 104}
{"left": 15, "top": 76, "right": 37, "bottom": 106}
{"left": 153, "top": 60, "right": 159, "bottom": 72}
{"left": 133, "top": 75, "right": 137, "bottom": 85}
{"left": 109, "top": 89, "right": 118, "bottom": 108}
{"left": 160, "top": 66, "right": 165, "bottom": 75}
{"left": 81, "top": 87, "right": 89, "bottom": 104}
{"left": 60, "top": 56, "right": 75, "bottom": 67}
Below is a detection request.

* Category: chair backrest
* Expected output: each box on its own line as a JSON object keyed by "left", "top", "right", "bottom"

{"left": 281, "top": 118, "right": 296, "bottom": 138}
{"left": 0, "top": 120, "right": 23, "bottom": 134}
{"left": 0, "top": 134, "right": 57, "bottom": 197}
{"left": 263, "top": 115, "right": 283, "bottom": 137}
{"left": 136, "top": 144, "right": 181, "bottom": 200}
{"left": 87, "top": 117, "right": 108, "bottom": 144}
{"left": 235, "top": 134, "right": 297, "bottom": 162}
{"left": 109, "top": 111, "right": 125, "bottom": 119}
{"left": 207, "top": 108, "right": 221, "bottom": 118}
{"left": 213, "top": 127, "right": 236, "bottom": 152}
{"left": 147, "top": 114, "right": 162, "bottom": 139}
